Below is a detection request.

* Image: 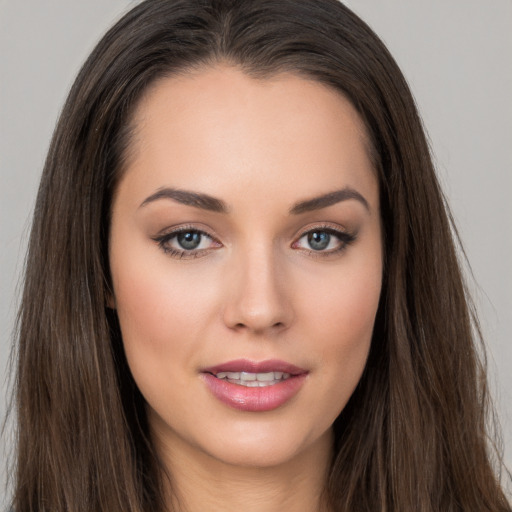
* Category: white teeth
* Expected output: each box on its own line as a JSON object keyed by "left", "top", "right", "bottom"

{"left": 256, "top": 372, "right": 275, "bottom": 382}
{"left": 216, "top": 372, "right": 240, "bottom": 379}
{"left": 215, "top": 371, "right": 292, "bottom": 387}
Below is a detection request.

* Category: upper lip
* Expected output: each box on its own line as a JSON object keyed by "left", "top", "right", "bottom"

{"left": 202, "top": 359, "right": 307, "bottom": 376}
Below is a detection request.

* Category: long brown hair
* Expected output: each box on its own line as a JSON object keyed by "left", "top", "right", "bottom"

{"left": 10, "top": 0, "right": 510, "bottom": 510}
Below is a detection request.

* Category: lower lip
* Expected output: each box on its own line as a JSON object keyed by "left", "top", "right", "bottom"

{"left": 201, "top": 373, "right": 307, "bottom": 412}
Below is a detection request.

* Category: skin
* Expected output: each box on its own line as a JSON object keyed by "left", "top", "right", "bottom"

{"left": 109, "top": 65, "right": 383, "bottom": 512}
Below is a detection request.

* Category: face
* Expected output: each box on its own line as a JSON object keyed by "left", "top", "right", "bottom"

{"left": 109, "top": 66, "right": 382, "bottom": 470}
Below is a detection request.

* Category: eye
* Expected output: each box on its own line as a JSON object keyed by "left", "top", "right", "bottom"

{"left": 153, "top": 227, "right": 221, "bottom": 258}
{"left": 175, "top": 231, "right": 207, "bottom": 250}
{"left": 292, "top": 226, "right": 355, "bottom": 255}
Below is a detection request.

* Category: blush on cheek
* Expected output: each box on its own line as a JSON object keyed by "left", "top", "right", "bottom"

{"left": 114, "top": 273, "right": 171, "bottom": 355}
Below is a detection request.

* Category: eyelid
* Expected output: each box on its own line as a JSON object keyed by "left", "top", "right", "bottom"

{"left": 153, "top": 222, "right": 216, "bottom": 238}
{"left": 152, "top": 224, "right": 222, "bottom": 259}
{"left": 291, "top": 222, "right": 356, "bottom": 256}
{"left": 293, "top": 221, "right": 352, "bottom": 239}
{"left": 151, "top": 221, "right": 356, "bottom": 260}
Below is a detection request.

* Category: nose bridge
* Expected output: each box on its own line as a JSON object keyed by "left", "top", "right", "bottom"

{"left": 223, "top": 238, "right": 292, "bottom": 333}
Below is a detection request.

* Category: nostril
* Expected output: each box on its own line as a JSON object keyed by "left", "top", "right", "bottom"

{"left": 231, "top": 321, "right": 285, "bottom": 332}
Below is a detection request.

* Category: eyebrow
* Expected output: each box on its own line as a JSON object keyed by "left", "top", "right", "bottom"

{"left": 140, "top": 187, "right": 228, "bottom": 213}
{"left": 140, "top": 185, "right": 369, "bottom": 215}
{"left": 289, "top": 187, "right": 370, "bottom": 214}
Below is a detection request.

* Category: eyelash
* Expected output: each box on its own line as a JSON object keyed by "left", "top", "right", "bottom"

{"left": 152, "top": 224, "right": 356, "bottom": 260}
{"left": 152, "top": 225, "right": 220, "bottom": 259}
{"left": 292, "top": 224, "right": 356, "bottom": 257}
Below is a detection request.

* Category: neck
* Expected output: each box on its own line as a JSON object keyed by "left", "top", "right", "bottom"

{"left": 155, "top": 429, "right": 334, "bottom": 512}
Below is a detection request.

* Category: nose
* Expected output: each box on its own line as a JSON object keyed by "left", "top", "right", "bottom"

{"left": 222, "top": 246, "right": 293, "bottom": 335}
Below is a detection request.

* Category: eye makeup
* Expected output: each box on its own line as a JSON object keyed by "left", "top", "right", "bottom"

{"left": 151, "top": 224, "right": 222, "bottom": 259}
{"left": 151, "top": 221, "right": 357, "bottom": 261}
{"left": 292, "top": 223, "right": 357, "bottom": 258}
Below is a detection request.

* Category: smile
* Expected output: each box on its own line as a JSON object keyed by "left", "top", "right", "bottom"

{"left": 201, "top": 359, "right": 308, "bottom": 412}
{"left": 214, "top": 371, "right": 291, "bottom": 387}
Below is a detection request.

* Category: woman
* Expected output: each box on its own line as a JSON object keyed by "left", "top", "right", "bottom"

{"left": 9, "top": 0, "right": 511, "bottom": 510}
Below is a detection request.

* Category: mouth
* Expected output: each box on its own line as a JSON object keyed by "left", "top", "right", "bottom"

{"left": 213, "top": 370, "right": 292, "bottom": 387}
{"left": 201, "top": 359, "right": 308, "bottom": 412}
{"left": 202, "top": 358, "right": 307, "bottom": 386}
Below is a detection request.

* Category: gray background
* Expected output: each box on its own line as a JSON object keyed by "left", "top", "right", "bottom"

{"left": 1, "top": 0, "right": 511, "bottom": 505}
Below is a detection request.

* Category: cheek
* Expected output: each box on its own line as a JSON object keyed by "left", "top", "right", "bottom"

{"left": 322, "top": 285, "right": 377, "bottom": 379}
{"left": 109, "top": 244, "right": 222, "bottom": 383}
{"left": 300, "top": 250, "right": 382, "bottom": 399}
{"left": 306, "top": 256, "right": 381, "bottom": 344}
{"left": 110, "top": 264, "right": 215, "bottom": 419}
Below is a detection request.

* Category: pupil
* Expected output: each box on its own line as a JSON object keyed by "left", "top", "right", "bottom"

{"left": 177, "top": 232, "right": 201, "bottom": 250}
{"left": 308, "top": 231, "right": 330, "bottom": 250}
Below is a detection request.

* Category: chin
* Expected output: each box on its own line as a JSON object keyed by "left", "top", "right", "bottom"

{"left": 192, "top": 421, "right": 334, "bottom": 470}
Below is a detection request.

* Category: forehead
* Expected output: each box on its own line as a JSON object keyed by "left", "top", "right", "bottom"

{"left": 119, "top": 65, "right": 377, "bottom": 211}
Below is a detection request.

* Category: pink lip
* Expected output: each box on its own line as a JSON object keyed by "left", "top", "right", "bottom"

{"left": 201, "top": 359, "right": 308, "bottom": 412}
{"left": 202, "top": 358, "right": 306, "bottom": 375}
